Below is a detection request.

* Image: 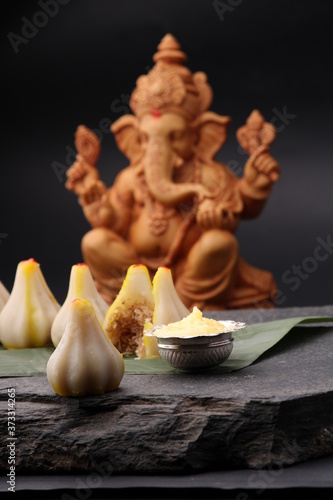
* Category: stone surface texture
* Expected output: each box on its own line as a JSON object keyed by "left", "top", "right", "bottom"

{"left": 0, "top": 306, "right": 332, "bottom": 474}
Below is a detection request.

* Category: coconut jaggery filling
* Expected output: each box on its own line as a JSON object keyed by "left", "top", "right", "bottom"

{"left": 104, "top": 303, "right": 153, "bottom": 355}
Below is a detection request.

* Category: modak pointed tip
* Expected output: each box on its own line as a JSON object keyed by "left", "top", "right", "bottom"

{"left": 51, "top": 263, "right": 108, "bottom": 347}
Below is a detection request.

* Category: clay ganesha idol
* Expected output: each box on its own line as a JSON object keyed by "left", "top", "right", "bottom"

{"left": 65, "top": 34, "right": 280, "bottom": 310}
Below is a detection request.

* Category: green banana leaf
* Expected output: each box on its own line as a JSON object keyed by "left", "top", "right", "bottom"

{"left": 0, "top": 316, "right": 332, "bottom": 377}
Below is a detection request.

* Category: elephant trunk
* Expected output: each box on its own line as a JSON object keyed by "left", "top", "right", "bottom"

{"left": 144, "top": 137, "right": 204, "bottom": 207}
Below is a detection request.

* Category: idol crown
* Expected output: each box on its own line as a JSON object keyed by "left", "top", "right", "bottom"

{"left": 130, "top": 34, "right": 213, "bottom": 122}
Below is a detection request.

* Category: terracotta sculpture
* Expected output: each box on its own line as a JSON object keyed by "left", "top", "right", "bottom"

{"left": 65, "top": 34, "right": 280, "bottom": 310}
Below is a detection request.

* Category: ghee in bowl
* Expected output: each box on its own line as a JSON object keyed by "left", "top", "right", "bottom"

{"left": 150, "top": 307, "right": 245, "bottom": 371}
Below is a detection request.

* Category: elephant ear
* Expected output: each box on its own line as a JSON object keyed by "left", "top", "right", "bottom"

{"left": 111, "top": 114, "right": 143, "bottom": 165}
{"left": 194, "top": 111, "right": 231, "bottom": 162}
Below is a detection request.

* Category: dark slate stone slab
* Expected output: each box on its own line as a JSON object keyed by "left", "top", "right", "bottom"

{"left": 207, "top": 304, "right": 333, "bottom": 324}
{"left": 0, "top": 306, "right": 332, "bottom": 475}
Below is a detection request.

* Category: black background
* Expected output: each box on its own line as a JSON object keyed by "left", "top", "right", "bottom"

{"left": 1, "top": 0, "right": 333, "bottom": 308}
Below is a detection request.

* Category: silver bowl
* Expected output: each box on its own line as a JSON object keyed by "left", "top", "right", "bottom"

{"left": 151, "top": 320, "right": 245, "bottom": 372}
